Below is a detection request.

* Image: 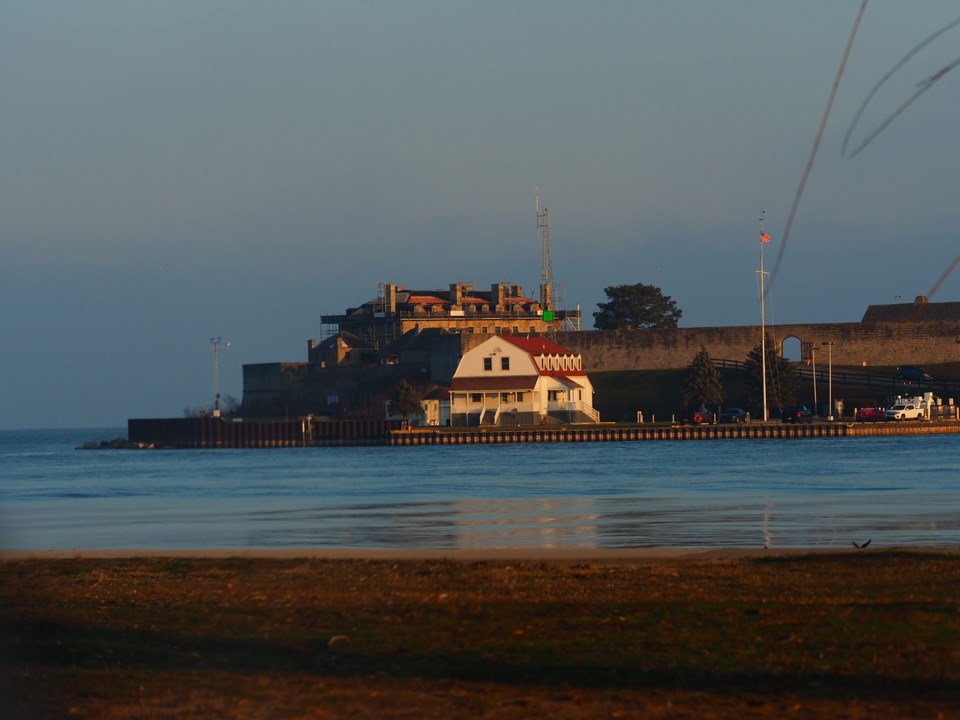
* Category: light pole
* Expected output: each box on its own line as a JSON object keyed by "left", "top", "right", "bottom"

{"left": 811, "top": 345, "right": 818, "bottom": 416}
{"left": 821, "top": 341, "right": 833, "bottom": 420}
{"left": 210, "top": 337, "right": 231, "bottom": 417}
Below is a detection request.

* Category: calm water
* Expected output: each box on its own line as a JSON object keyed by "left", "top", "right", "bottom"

{"left": 1, "top": 428, "right": 959, "bottom": 551}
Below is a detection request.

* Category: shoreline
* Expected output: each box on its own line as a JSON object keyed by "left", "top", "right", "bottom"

{"left": 4, "top": 545, "right": 957, "bottom": 562}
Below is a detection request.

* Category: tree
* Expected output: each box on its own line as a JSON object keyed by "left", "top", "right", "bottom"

{"left": 388, "top": 379, "right": 424, "bottom": 422}
{"left": 593, "top": 283, "right": 682, "bottom": 330}
{"left": 680, "top": 347, "right": 724, "bottom": 409}
{"left": 742, "top": 340, "right": 800, "bottom": 415}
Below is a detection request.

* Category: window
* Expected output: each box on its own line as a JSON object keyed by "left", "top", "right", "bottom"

{"left": 483, "top": 357, "right": 492, "bottom": 371}
{"left": 501, "top": 357, "right": 510, "bottom": 371}
{"left": 501, "top": 392, "right": 510, "bottom": 402}
{"left": 548, "top": 390, "right": 560, "bottom": 402}
{"left": 470, "top": 393, "right": 482, "bottom": 403}
{"left": 516, "top": 392, "right": 525, "bottom": 402}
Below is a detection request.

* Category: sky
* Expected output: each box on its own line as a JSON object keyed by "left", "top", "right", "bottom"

{"left": 2, "top": 1, "right": 959, "bottom": 429}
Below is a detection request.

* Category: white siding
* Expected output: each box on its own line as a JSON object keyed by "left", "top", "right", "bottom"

{"left": 453, "top": 336, "right": 539, "bottom": 378}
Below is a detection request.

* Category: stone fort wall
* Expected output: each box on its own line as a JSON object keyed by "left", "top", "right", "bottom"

{"left": 558, "top": 318, "right": 960, "bottom": 372}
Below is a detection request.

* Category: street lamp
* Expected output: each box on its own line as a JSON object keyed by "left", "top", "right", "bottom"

{"left": 821, "top": 341, "right": 833, "bottom": 420}
{"left": 811, "top": 346, "right": 818, "bottom": 416}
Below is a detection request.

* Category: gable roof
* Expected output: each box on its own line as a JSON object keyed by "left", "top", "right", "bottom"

{"left": 500, "top": 334, "right": 573, "bottom": 356}
{"left": 499, "top": 334, "right": 587, "bottom": 378}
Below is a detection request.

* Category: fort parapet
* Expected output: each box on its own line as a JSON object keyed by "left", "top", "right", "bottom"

{"left": 560, "top": 298, "right": 960, "bottom": 372}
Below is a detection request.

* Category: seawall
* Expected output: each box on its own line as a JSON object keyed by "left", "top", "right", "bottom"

{"left": 387, "top": 421, "right": 960, "bottom": 445}
{"left": 118, "top": 416, "right": 960, "bottom": 449}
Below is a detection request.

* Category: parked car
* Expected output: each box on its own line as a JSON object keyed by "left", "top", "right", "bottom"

{"left": 719, "top": 407, "right": 748, "bottom": 423}
{"left": 781, "top": 405, "right": 814, "bottom": 423}
{"left": 897, "top": 365, "right": 932, "bottom": 382}
{"left": 885, "top": 403, "right": 925, "bottom": 421}
{"left": 678, "top": 406, "right": 715, "bottom": 425}
{"left": 855, "top": 407, "right": 886, "bottom": 422}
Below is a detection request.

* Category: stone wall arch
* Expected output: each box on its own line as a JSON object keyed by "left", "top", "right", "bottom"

{"left": 780, "top": 335, "right": 803, "bottom": 362}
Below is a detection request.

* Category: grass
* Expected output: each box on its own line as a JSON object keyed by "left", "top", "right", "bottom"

{"left": 3, "top": 552, "right": 960, "bottom": 718}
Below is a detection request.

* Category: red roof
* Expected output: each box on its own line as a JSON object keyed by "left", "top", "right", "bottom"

{"left": 499, "top": 334, "right": 587, "bottom": 377}
{"left": 406, "top": 294, "right": 447, "bottom": 305}
{"left": 501, "top": 334, "right": 575, "bottom": 357}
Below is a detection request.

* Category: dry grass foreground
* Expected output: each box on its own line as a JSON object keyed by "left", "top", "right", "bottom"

{"left": 2, "top": 551, "right": 959, "bottom": 719}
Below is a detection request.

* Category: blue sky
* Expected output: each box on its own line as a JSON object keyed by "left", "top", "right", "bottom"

{"left": 2, "top": 1, "right": 958, "bottom": 429}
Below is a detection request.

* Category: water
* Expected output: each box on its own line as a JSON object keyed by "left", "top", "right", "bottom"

{"left": 2, "top": 428, "right": 959, "bottom": 551}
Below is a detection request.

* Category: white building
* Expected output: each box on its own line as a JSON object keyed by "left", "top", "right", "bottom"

{"left": 448, "top": 335, "right": 598, "bottom": 426}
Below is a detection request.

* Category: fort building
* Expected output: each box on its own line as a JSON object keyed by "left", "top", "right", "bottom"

{"left": 242, "top": 294, "right": 960, "bottom": 420}
{"left": 316, "top": 281, "right": 581, "bottom": 361}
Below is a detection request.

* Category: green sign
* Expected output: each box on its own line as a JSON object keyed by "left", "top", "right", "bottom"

{"left": 542, "top": 310, "right": 555, "bottom": 322}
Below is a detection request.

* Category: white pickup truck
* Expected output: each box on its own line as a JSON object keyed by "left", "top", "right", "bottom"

{"left": 885, "top": 402, "right": 925, "bottom": 421}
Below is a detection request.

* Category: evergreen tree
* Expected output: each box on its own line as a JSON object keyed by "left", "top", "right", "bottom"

{"left": 680, "top": 346, "right": 724, "bottom": 409}
{"left": 742, "top": 340, "right": 800, "bottom": 415}
{"left": 593, "top": 283, "right": 682, "bottom": 330}
{"left": 388, "top": 379, "right": 424, "bottom": 422}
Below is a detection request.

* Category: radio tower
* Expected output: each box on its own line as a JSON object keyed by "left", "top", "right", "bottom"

{"left": 535, "top": 186, "right": 553, "bottom": 310}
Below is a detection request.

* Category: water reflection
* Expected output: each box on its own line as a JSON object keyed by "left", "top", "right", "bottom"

{"left": 4, "top": 432, "right": 960, "bottom": 550}
{"left": 229, "top": 492, "right": 960, "bottom": 550}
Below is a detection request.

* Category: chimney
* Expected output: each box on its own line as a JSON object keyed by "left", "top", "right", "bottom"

{"left": 492, "top": 283, "right": 505, "bottom": 311}
{"left": 384, "top": 283, "right": 398, "bottom": 314}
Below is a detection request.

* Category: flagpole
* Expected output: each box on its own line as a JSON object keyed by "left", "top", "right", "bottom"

{"left": 758, "top": 211, "right": 769, "bottom": 422}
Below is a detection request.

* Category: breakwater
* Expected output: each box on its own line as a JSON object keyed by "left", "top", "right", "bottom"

{"left": 126, "top": 417, "right": 404, "bottom": 448}
{"left": 117, "top": 416, "right": 960, "bottom": 449}
{"left": 387, "top": 421, "right": 960, "bottom": 445}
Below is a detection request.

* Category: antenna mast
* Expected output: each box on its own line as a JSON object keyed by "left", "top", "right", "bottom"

{"left": 535, "top": 186, "right": 553, "bottom": 310}
{"left": 210, "top": 336, "right": 230, "bottom": 417}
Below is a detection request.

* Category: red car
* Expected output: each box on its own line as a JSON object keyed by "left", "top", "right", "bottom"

{"left": 855, "top": 407, "right": 885, "bottom": 422}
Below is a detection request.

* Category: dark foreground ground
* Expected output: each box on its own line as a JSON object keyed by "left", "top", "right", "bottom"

{"left": 2, "top": 550, "right": 959, "bottom": 719}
